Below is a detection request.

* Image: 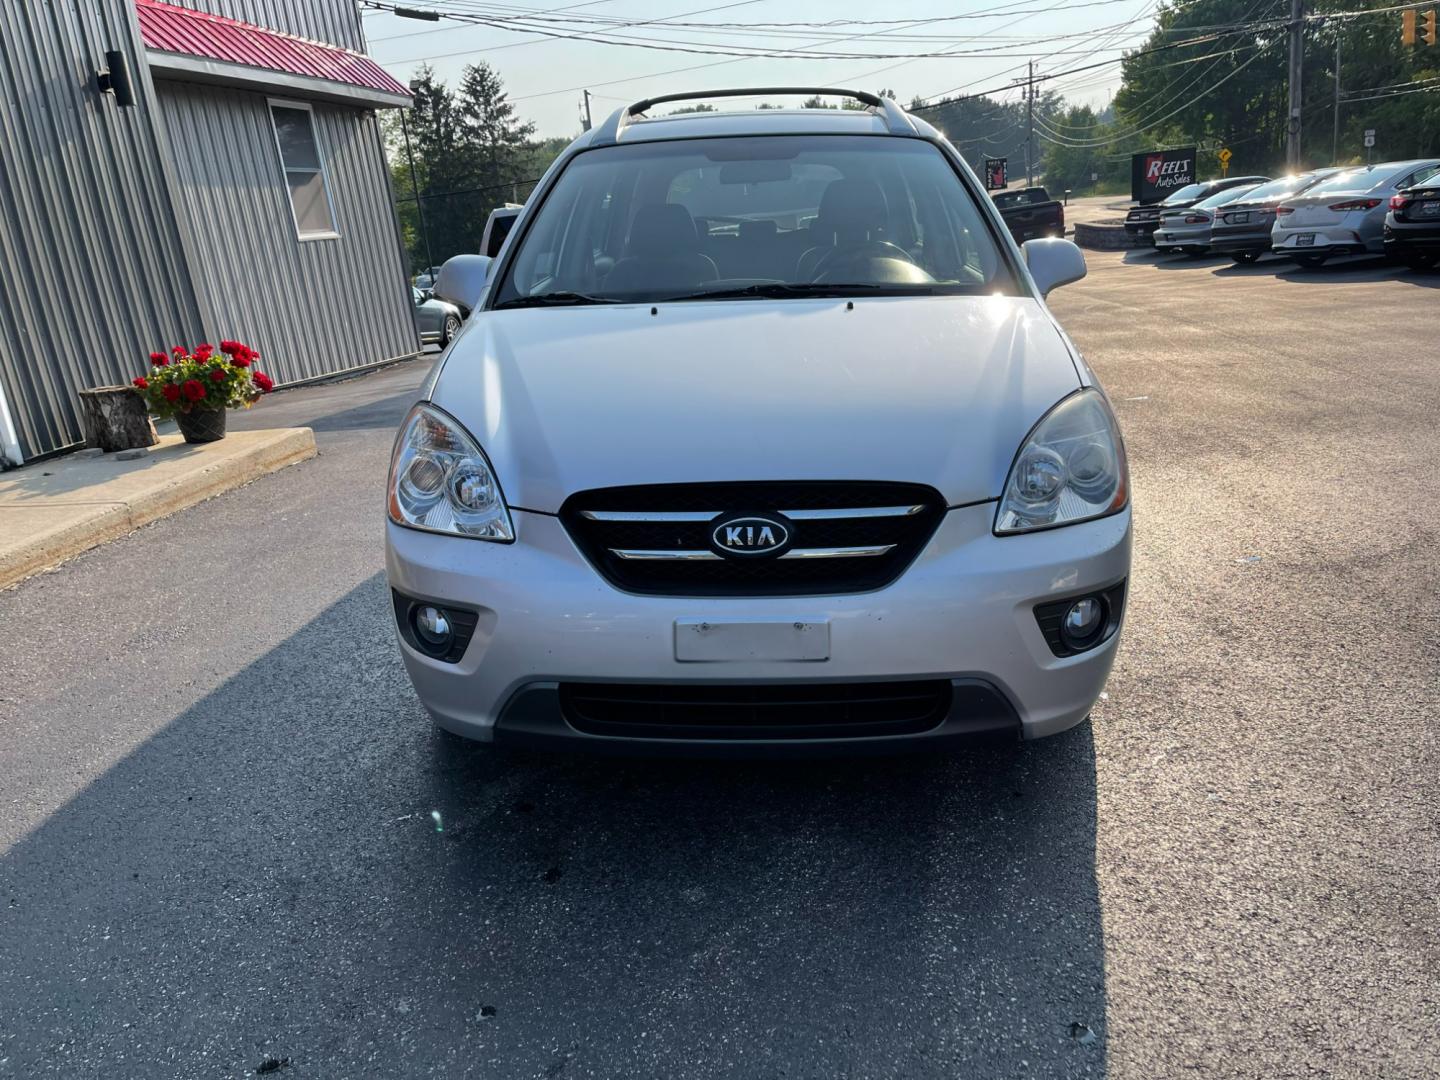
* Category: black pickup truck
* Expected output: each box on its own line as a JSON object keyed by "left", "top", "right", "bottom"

{"left": 991, "top": 186, "right": 1065, "bottom": 244}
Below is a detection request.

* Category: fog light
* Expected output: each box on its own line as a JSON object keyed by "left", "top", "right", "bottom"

{"left": 413, "top": 605, "right": 453, "bottom": 650}
{"left": 1062, "top": 597, "right": 1104, "bottom": 648}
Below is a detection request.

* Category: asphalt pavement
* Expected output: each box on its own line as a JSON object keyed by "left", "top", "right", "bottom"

{"left": 1, "top": 252, "right": 1437, "bottom": 1079}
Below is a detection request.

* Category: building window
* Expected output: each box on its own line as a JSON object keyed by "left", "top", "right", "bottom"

{"left": 268, "top": 101, "right": 338, "bottom": 239}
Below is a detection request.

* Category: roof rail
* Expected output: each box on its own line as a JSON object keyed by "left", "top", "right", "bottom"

{"left": 588, "top": 87, "right": 915, "bottom": 147}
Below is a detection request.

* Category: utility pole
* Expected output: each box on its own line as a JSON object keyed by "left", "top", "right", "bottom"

{"left": 401, "top": 80, "right": 435, "bottom": 275}
{"left": 1287, "top": 0, "right": 1304, "bottom": 168}
{"left": 1025, "top": 59, "right": 1034, "bottom": 188}
{"left": 1332, "top": 36, "right": 1341, "bottom": 164}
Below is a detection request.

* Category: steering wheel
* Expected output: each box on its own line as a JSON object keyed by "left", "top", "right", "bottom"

{"left": 809, "top": 240, "right": 923, "bottom": 282}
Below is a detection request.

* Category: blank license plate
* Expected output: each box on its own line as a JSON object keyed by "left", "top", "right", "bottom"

{"left": 1229, "top": 212, "right": 1250, "bottom": 224}
{"left": 675, "top": 618, "right": 830, "bottom": 662}
{"left": 1418, "top": 201, "right": 1440, "bottom": 217}
{"left": 1296, "top": 233, "right": 1316, "bottom": 246}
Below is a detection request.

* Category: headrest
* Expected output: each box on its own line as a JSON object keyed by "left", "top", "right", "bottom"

{"left": 739, "top": 219, "right": 778, "bottom": 241}
{"left": 628, "top": 203, "right": 699, "bottom": 258}
{"left": 815, "top": 179, "right": 888, "bottom": 239}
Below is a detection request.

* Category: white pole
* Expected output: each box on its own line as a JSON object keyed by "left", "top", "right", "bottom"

{"left": 0, "top": 377, "right": 23, "bottom": 467}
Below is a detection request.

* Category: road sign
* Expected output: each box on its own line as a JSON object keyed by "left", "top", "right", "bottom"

{"left": 1217, "top": 148, "right": 1232, "bottom": 164}
{"left": 1364, "top": 129, "right": 1376, "bottom": 148}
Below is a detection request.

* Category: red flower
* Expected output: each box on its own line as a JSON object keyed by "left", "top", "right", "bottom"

{"left": 171, "top": 345, "right": 187, "bottom": 357}
{"left": 219, "top": 340, "right": 238, "bottom": 355}
{"left": 181, "top": 379, "right": 206, "bottom": 402}
{"left": 252, "top": 371, "right": 274, "bottom": 393}
{"left": 162, "top": 384, "right": 182, "bottom": 403}
{"left": 209, "top": 367, "right": 226, "bottom": 382}
{"left": 232, "top": 354, "right": 251, "bottom": 368}
{"left": 149, "top": 352, "right": 168, "bottom": 367}
{"left": 132, "top": 376, "right": 148, "bottom": 389}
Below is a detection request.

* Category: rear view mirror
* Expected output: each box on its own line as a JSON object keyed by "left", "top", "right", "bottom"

{"left": 1022, "top": 238, "right": 1087, "bottom": 297}
{"left": 433, "top": 254, "right": 492, "bottom": 311}
{"left": 719, "top": 161, "right": 792, "bottom": 185}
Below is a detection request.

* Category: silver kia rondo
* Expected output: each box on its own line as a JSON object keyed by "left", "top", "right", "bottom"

{"left": 385, "top": 88, "right": 1131, "bottom": 754}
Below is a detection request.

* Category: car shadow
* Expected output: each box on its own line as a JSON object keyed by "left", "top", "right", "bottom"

{"left": 0, "top": 574, "right": 1109, "bottom": 1078}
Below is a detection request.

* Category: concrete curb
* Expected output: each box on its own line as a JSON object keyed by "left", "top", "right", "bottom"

{"left": 0, "top": 428, "right": 316, "bottom": 590}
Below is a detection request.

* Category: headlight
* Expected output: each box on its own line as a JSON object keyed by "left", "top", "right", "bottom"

{"left": 387, "top": 403, "right": 514, "bottom": 541}
{"left": 996, "top": 389, "right": 1128, "bottom": 534}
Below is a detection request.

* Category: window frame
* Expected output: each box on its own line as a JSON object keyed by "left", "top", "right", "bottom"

{"left": 267, "top": 98, "right": 340, "bottom": 242}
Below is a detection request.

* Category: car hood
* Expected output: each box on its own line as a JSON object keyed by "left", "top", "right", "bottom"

{"left": 429, "top": 296, "right": 1082, "bottom": 512}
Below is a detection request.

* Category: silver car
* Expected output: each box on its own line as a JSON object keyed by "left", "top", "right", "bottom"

{"left": 411, "top": 287, "right": 462, "bottom": 347}
{"left": 1154, "top": 182, "right": 1265, "bottom": 255}
{"left": 1272, "top": 159, "right": 1440, "bottom": 267}
{"left": 386, "top": 89, "right": 1130, "bottom": 755}
{"left": 1208, "top": 170, "right": 1340, "bottom": 263}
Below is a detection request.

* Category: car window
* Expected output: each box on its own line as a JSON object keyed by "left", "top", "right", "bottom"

{"left": 1397, "top": 164, "right": 1440, "bottom": 189}
{"left": 1194, "top": 185, "right": 1259, "bottom": 209}
{"left": 1306, "top": 168, "right": 1378, "bottom": 196}
{"left": 1160, "top": 183, "right": 1206, "bottom": 205}
{"left": 1243, "top": 175, "right": 1317, "bottom": 201}
{"left": 493, "top": 135, "right": 1018, "bottom": 305}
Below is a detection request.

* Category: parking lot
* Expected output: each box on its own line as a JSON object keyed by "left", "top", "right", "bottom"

{"left": 1, "top": 247, "right": 1437, "bottom": 1079}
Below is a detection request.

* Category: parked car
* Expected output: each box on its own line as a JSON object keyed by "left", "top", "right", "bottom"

{"left": 413, "top": 266, "right": 443, "bottom": 290}
{"left": 1272, "top": 159, "right": 1440, "bottom": 267}
{"left": 388, "top": 88, "right": 1129, "bottom": 755}
{"left": 481, "top": 204, "right": 524, "bottom": 258}
{"left": 1208, "top": 170, "right": 1340, "bottom": 263}
{"left": 991, "top": 186, "right": 1065, "bottom": 244}
{"left": 412, "top": 287, "right": 462, "bottom": 347}
{"left": 1153, "top": 182, "right": 1264, "bottom": 255}
{"left": 1383, "top": 178, "right": 1440, "bottom": 270}
{"left": 1124, "top": 176, "right": 1269, "bottom": 242}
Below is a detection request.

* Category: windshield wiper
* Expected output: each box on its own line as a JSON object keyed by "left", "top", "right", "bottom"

{"left": 492, "top": 291, "right": 620, "bottom": 310}
{"left": 659, "top": 282, "right": 935, "bottom": 302}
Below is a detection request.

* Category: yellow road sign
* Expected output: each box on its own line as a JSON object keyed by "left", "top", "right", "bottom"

{"left": 1218, "top": 148, "right": 1233, "bottom": 164}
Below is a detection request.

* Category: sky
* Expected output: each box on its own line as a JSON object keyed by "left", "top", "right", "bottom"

{"left": 359, "top": 0, "right": 1160, "bottom": 138}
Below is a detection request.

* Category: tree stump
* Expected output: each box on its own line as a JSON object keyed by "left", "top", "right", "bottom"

{"left": 78, "top": 386, "right": 157, "bottom": 453}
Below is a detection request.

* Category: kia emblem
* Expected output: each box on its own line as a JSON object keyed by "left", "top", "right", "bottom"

{"left": 711, "top": 515, "right": 790, "bottom": 558}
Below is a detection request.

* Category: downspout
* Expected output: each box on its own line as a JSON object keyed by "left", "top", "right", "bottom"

{"left": 0, "top": 375, "right": 23, "bottom": 467}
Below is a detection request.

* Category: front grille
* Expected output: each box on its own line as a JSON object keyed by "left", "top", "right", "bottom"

{"left": 559, "top": 481, "right": 947, "bottom": 596}
{"left": 559, "top": 680, "right": 953, "bottom": 740}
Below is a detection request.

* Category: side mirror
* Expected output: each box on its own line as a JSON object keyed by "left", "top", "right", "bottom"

{"left": 433, "top": 254, "right": 492, "bottom": 311}
{"left": 1022, "top": 237, "right": 1087, "bottom": 297}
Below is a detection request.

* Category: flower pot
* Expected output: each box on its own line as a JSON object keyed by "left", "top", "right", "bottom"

{"left": 177, "top": 407, "right": 227, "bottom": 444}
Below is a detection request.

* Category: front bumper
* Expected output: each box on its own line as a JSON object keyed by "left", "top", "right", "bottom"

{"left": 385, "top": 502, "right": 1132, "bottom": 751}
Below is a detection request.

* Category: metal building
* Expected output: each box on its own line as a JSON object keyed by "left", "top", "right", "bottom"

{"left": 0, "top": 0, "right": 416, "bottom": 466}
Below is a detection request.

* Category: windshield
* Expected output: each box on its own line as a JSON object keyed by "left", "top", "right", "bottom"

{"left": 993, "top": 188, "right": 1049, "bottom": 208}
{"left": 1194, "top": 185, "right": 1259, "bottom": 210}
{"left": 1239, "top": 174, "right": 1319, "bottom": 202}
{"left": 1306, "top": 168, "right": 1380, "bottom": 196}
{"left": 1160, "top": 183, "right": 1207, "bottom": 205}
{"left": 491, "top": 135, "right": 1017, "bottom": 307}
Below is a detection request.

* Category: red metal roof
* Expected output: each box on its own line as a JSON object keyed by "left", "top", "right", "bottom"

{"left": 135, "top": 0, "right": 411, "bottom": 101}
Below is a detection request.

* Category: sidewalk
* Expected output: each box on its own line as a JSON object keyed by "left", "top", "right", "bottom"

{"left": 0, "top": 428, "right": 315, "bottom": 589}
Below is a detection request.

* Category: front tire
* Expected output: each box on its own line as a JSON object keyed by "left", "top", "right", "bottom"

{"left": 1231, "top": 251, "right": 1261, "bottom": 264}
{"left": 1403, "top": 252, "right": 1439, "bottom": 271}
{"left": 441, "top": 313, "right": 462, "bottom": 347}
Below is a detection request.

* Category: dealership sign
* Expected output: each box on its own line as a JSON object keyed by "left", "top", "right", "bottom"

{"left": 984, "top": 158, "right": 1008, "bottom": 192}
{"left": 1131, "top": 147, "right": 1196, "bottom": 204}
